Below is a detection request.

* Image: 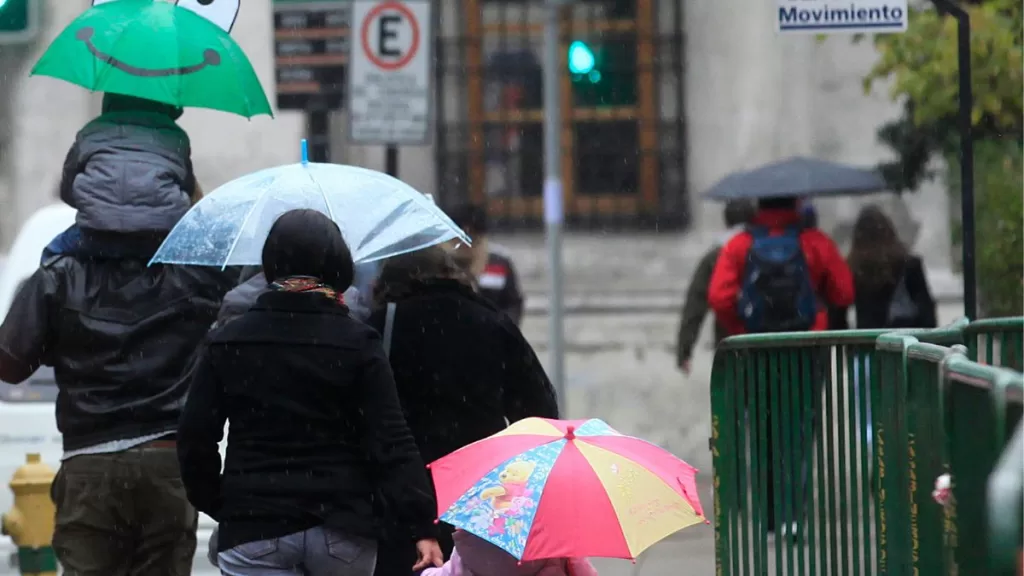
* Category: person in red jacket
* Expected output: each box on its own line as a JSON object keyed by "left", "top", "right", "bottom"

{"left": 708, "top": 197, "right": 854, "bottom": 335}
{"left": 706, "top": 196, "right": 854, "bottom": 538}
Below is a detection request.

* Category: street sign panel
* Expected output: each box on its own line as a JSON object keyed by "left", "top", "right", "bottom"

{"left": 273, "top": 0, "right": 352, "bottom": 111}
{"left": 776, "top": 0, "right": 907, "bottom": 34}
{"left": 348, "top": 0, "right": 432, "bottom": 145}
{"left": 0, "top": 0, "right": 40, "bottom": 45}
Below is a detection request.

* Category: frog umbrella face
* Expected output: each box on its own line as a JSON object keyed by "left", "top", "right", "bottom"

{"left": 30, "top": 0, "right": 272, "bottom": 119}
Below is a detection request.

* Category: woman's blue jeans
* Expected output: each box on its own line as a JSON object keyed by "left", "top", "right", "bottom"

{"left": 217, "top": 526, "right": 377, "bottom": 576}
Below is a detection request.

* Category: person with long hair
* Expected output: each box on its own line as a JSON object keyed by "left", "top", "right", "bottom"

{"left": 367, "top": 245, "right": 558, "bottom": 576}
{"left": 843, "top": 205, "right": 937, "bottom": 329}
{"left": 840, "top": 205, "right": 938, "bottom": 464}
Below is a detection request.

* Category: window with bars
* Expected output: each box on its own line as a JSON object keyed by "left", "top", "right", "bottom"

{"left": 434, "top": 0, "right": 688, "bottom": 230}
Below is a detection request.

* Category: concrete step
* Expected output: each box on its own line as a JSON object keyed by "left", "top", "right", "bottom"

{"left": 491, "top": 233, "right": 964, "bottom": 313}
{"left": 521, "top": 270, "right": 966, "bottom": 315}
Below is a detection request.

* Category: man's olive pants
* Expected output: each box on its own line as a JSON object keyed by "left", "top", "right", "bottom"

{"left": 51, "top": 442, "right": 197, "bottom": 576}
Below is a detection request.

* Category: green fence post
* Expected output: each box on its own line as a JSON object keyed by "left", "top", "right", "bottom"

{"left": 943, "top": 356, "right": 1024, "bottom": 573}
{"left": 711, "top": 351, "right": 734, "bottom": 576}
{"left": 906, "top": 342, "right": 966, "bottom": 576}
{"left": 966, "top": 317, "right": 1024, "bottom": 368}
{"left": 875, "top": 334, "right": 911, "bottom": 575}
{"left": 988, "top": 421, "right": 1024, "bottom": 576}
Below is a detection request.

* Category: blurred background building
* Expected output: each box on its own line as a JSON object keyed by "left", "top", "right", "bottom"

{"left": 0, "top": 0, "right": 951, "bottom": 264}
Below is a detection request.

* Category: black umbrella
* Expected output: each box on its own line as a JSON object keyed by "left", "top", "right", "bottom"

{"left": 704, "top": 156, "right": 889, "bottom": 201}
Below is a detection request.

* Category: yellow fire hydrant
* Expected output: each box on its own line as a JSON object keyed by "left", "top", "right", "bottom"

{"left": 1, "top": 454, "right": 57, "bottom": 576}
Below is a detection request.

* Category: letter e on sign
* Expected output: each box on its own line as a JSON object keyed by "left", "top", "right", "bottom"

{"left": 360, "top": 1, "right": 420, "bottom": 71}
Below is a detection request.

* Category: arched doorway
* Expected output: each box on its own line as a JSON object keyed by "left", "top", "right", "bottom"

{"left": 434, "top": 0, "right": 688, "bottom": 231}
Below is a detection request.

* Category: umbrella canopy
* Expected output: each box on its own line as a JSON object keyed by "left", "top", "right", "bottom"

{"left": 431, "top": 417, "right": 706, "bottom": 562}
{"left": 150, "top": 161, "right": 470, "bottom": 267}
{"left": 31, "top": 0, "right": 272, "bottom": 119}
{"left": 704, "top": 157, "right": 888, "bottom": 201}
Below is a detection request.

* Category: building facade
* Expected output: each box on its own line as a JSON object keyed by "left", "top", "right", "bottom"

{"left": 433, "top": 0, "right": 688, "bottom": 230}
{"left": 0, "top": 0, "right": 950, "bottom": 267}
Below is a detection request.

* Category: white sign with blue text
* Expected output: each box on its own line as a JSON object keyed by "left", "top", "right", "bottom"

{"left": 777, "top": 0, "right": 908, "bottom": 34}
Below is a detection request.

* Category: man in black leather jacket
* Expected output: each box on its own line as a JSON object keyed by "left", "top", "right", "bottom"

{"left": 0, "top": 225, "right": 235, "bottom": 574}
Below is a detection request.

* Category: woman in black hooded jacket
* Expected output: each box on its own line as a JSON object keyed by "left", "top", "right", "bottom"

{"left": 366, "top": 246, "right": 559, "bottom": 576}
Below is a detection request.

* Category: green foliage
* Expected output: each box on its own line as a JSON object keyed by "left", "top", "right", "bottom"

{"left": 866, "top": 0, "right": 1022, "bottom": 131}
{"left": 861, "top": 0, "right": 1022, "bottom": 317}
{"left": 862, "top": 0, "right": 1023, "bottom": 190}
{"left": 947, "top": 140, "right": 1023, "bottom": 317}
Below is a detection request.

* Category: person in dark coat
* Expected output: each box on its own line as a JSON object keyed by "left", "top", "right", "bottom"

{"left": 201, "top": 262, "right": 378, "bottom": 569}
{"left": 832, "top": 204, "right": 937, "bottom": 330}
{"left": 366, "top": 246, "right": 559, "bottom": 576}
{"left": 676, "top": 199, "right": 755, "bottom": 373}
{"left": 446, "top": 204, "right": 526, "bottom": 325}
{"left": 177, "top": 210, "right": 443, "bottom": 576}
{"left": 831, "top": 205, "right": 937, "bottom": 480}
{"left": 0, "top": 184, "right": 234, "bottom": 572}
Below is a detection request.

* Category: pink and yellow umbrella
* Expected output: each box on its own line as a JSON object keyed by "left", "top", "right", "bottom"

{"left": 429, "top": 417, "right": 707, "bottom": 561}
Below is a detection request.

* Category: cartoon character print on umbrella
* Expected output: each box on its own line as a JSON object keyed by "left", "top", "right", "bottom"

{"left": 441, "top": 440, "right": 565, "bottom": 559}
{"left": 85, "top": 0, "right": 240, "bottom": 77}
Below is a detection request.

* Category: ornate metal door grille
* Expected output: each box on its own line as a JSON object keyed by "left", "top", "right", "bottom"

{"left": 434, "top": 0, "right": 688, "bottom": 231}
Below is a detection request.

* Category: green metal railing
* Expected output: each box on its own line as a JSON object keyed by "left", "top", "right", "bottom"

{"left": 943, "top": 356, "right": 1024, "bottom": 574}
{"left": 966, "top": 317, "right": 1024, "bottom": 369}
{"left": 873, "top": 335, "right": 965, "bottom": 576}
{"left": 710, "top": 321, "right": 966, "bottom": 576}
{"left": 987, "top": 421, "right": 1023, "bottom": 576}
{"left": 711, "top": 317, "right": 1024, "bottom": 576}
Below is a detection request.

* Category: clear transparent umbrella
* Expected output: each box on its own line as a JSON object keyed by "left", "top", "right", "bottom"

{"left": 150, "top": 144, "right": 469, "bottom": 268}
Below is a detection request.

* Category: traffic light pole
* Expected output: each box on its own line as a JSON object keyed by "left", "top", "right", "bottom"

{"left": 543, "top": 0, "right": 567, "bottom": 412}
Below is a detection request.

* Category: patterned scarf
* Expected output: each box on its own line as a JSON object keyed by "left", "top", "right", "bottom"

{"left": 270, "top": 276, "right": 345, "bottom": 306}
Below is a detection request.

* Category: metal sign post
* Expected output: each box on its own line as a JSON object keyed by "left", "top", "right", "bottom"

{"left": 385, "top": 145, "right": 399, "bottom": 177}
{"left": 543, "top": 0, "right": 568, "bottom": 412}
{"left": 306, "top": 110, "right": 331, "bottom": 163}
{"left": 928, "top": 0, "right": 976, "bottom": 319}
{"left": 348, "top": 0, "right": 433, "bottom": 179}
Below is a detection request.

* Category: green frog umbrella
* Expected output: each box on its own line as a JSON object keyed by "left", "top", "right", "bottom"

{"left": 31, "top": 0, "right": 272, "bottom": 119}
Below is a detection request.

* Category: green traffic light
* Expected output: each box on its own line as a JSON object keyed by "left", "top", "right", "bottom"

{"left": 567, "top": 41, "right": 596, "bottom": 75}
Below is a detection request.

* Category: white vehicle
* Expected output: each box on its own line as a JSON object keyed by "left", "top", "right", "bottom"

{"left": 0, "top": 205, "right": 217, "bottom": 573}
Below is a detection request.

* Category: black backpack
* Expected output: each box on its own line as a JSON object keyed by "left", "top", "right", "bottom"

{"left": 737, "top": 225, "right": 817, "bottom": 333}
